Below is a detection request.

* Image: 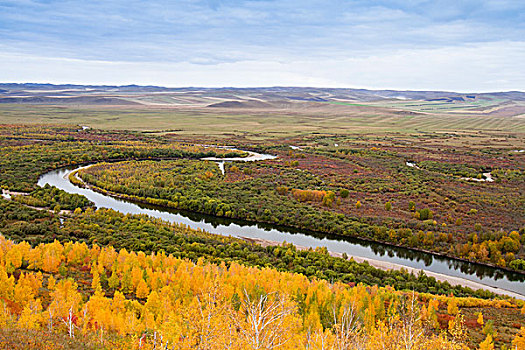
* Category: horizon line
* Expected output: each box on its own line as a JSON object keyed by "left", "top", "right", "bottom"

{"left": 1, "top": 82, "right": 523, "bottom": 95}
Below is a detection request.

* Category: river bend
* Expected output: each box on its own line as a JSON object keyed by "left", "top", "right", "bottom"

{"left": 38, "top": 155, "right": 525, "bottom": 297}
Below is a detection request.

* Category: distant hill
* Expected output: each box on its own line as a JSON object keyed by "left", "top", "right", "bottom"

{"left": 207, "top": 100, "right": 273, "bottom": 108}
{"left": 0, "top": 84, "right": 524, "bottom": 113}
{"left": 0, "top": 96, "right": 140, "bottom": 105}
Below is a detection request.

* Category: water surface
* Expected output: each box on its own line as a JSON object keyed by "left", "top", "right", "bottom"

{"left": 38, "top": 165, "right": 525, "bottom": 296}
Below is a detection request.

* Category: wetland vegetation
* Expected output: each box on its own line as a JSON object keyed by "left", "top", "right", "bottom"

{"left": 0, "top": 103, "right": 523, "bottom": 349}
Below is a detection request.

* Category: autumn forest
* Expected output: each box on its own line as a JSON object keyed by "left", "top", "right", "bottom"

{"left": 0, "top": 123, "right": 524, "bottom": 349}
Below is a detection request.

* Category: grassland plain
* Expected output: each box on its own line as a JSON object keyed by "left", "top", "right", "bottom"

{"left": 0, "top": 102, "right": 524, "bottom": 136}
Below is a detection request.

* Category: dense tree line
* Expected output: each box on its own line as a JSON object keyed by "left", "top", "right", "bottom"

{"left": 78, "top": 158, "right": 525, "bottom": 272}
{"left": 0, "top": 198, "right": 498, "bottom": 298}
{"left": 2, "top": 125, "right": 522, "bottom": 272}
{"left": 0, "top": 199, "right": 59, "bottom": 243}
{"left": 0, "top": 125, "right": 245, "bottom": 191}
{"left": 12, "top": 184, "right": 93, "bottom": 210}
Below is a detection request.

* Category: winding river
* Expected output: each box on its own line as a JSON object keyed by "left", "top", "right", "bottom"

{"left": 37, "top": 154, "right": 525, "bottom": 297}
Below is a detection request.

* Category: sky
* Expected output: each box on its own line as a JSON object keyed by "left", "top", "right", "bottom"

{"left": 1, "top": 0, "right": 524, "bottom": 91}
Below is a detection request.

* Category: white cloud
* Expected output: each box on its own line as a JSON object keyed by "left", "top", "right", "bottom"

{"left": 1, "top": 41, "right": 523, "bottom": 92}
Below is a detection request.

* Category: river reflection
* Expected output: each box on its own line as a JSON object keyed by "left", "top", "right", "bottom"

{"left": 38, "top": 166, "right": 525, "bottom": 296}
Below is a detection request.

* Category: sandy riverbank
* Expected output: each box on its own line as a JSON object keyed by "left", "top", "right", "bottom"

{"left": 239, "top": 236, "right": 525, "bottom": 300}
{"left": 202, "top": 150, "right": 276, "bottom": 162}
{"left": 48, "top": 157, "right": 522, "bottom": 299}
{"left": 2, "top": 189, "right": 30, "bottom": 199}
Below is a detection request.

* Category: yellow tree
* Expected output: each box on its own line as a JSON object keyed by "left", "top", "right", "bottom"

{"left": 448, "top": 313, "right": 467, "bottom": 344}
{"left": 84, "top": 288, "right": 113, "bottom": 340}
{"left": 0, "top": 300, "right": 13, "bottom": 328}
{"left": 477, "top": 312, "right": 484, "bottom": 326}
{"left": 426, "top": 298, "right": 439, "bottom": 329}
{"left": 398, "top": 292, "right": 425, "bottom": 350}
{"left": 91, "top": 268, "right": 101, "bottom": 291}
{"left": 232, "top": 290, "right": 299, "bottom": 350}
{"left": 182, "top": 282, "right": 232, "bottom": 349}
{"left": 143, "top": 290, "right": 162, "bottom": 330}
{"left": 65, "top": 241, "right": 90, "bottom": 266}
{"left": 305, "top": 327, "right": 336, "bottom": 350}
{"left": 5, "top": 244, "right": 22, "bottom": 273}
{"left": 13, "top": 272, "right": 41, "bottom": 309}
{"left": 136, "top": 278, "right": 150, "bottom": 299}
{"left": 120, "top": 267, "right": 133, "bottom": 293}
{"left": 42, "top": 240, "right": 64, "bottom": 273}
{"left": 47, "top": 275, "right": 56, "bottom": 290}
{"left": 0, "top": 264, "right": 15, "bottom": 300}
{"left": 478, "top": 334, "right": 494, "bottom": 350}
{"left": 131, "top": 265, "right": 143, "bottom": 291}
{"left": 17, "top": 299, "right": 42, "bottom": 330}
{"left": 447, "top": 297, "right": 459, "bottom": 315}
{"left": 107, "top": 268, "right": 120, "bottom": 290}
{"left": 48, "top": 279, "right": 83, "bottom": 337}
{"left": 332, "top": 301, "right": 365, "bottom": 350}
{"left": 112, "top": 291, "right": 127, "bottom": 315}
{"left": 512, "top": 327, "right": 525, "bottom": 350}
{"left": 26, "top": 247, "right": 43, "bottom": 271}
